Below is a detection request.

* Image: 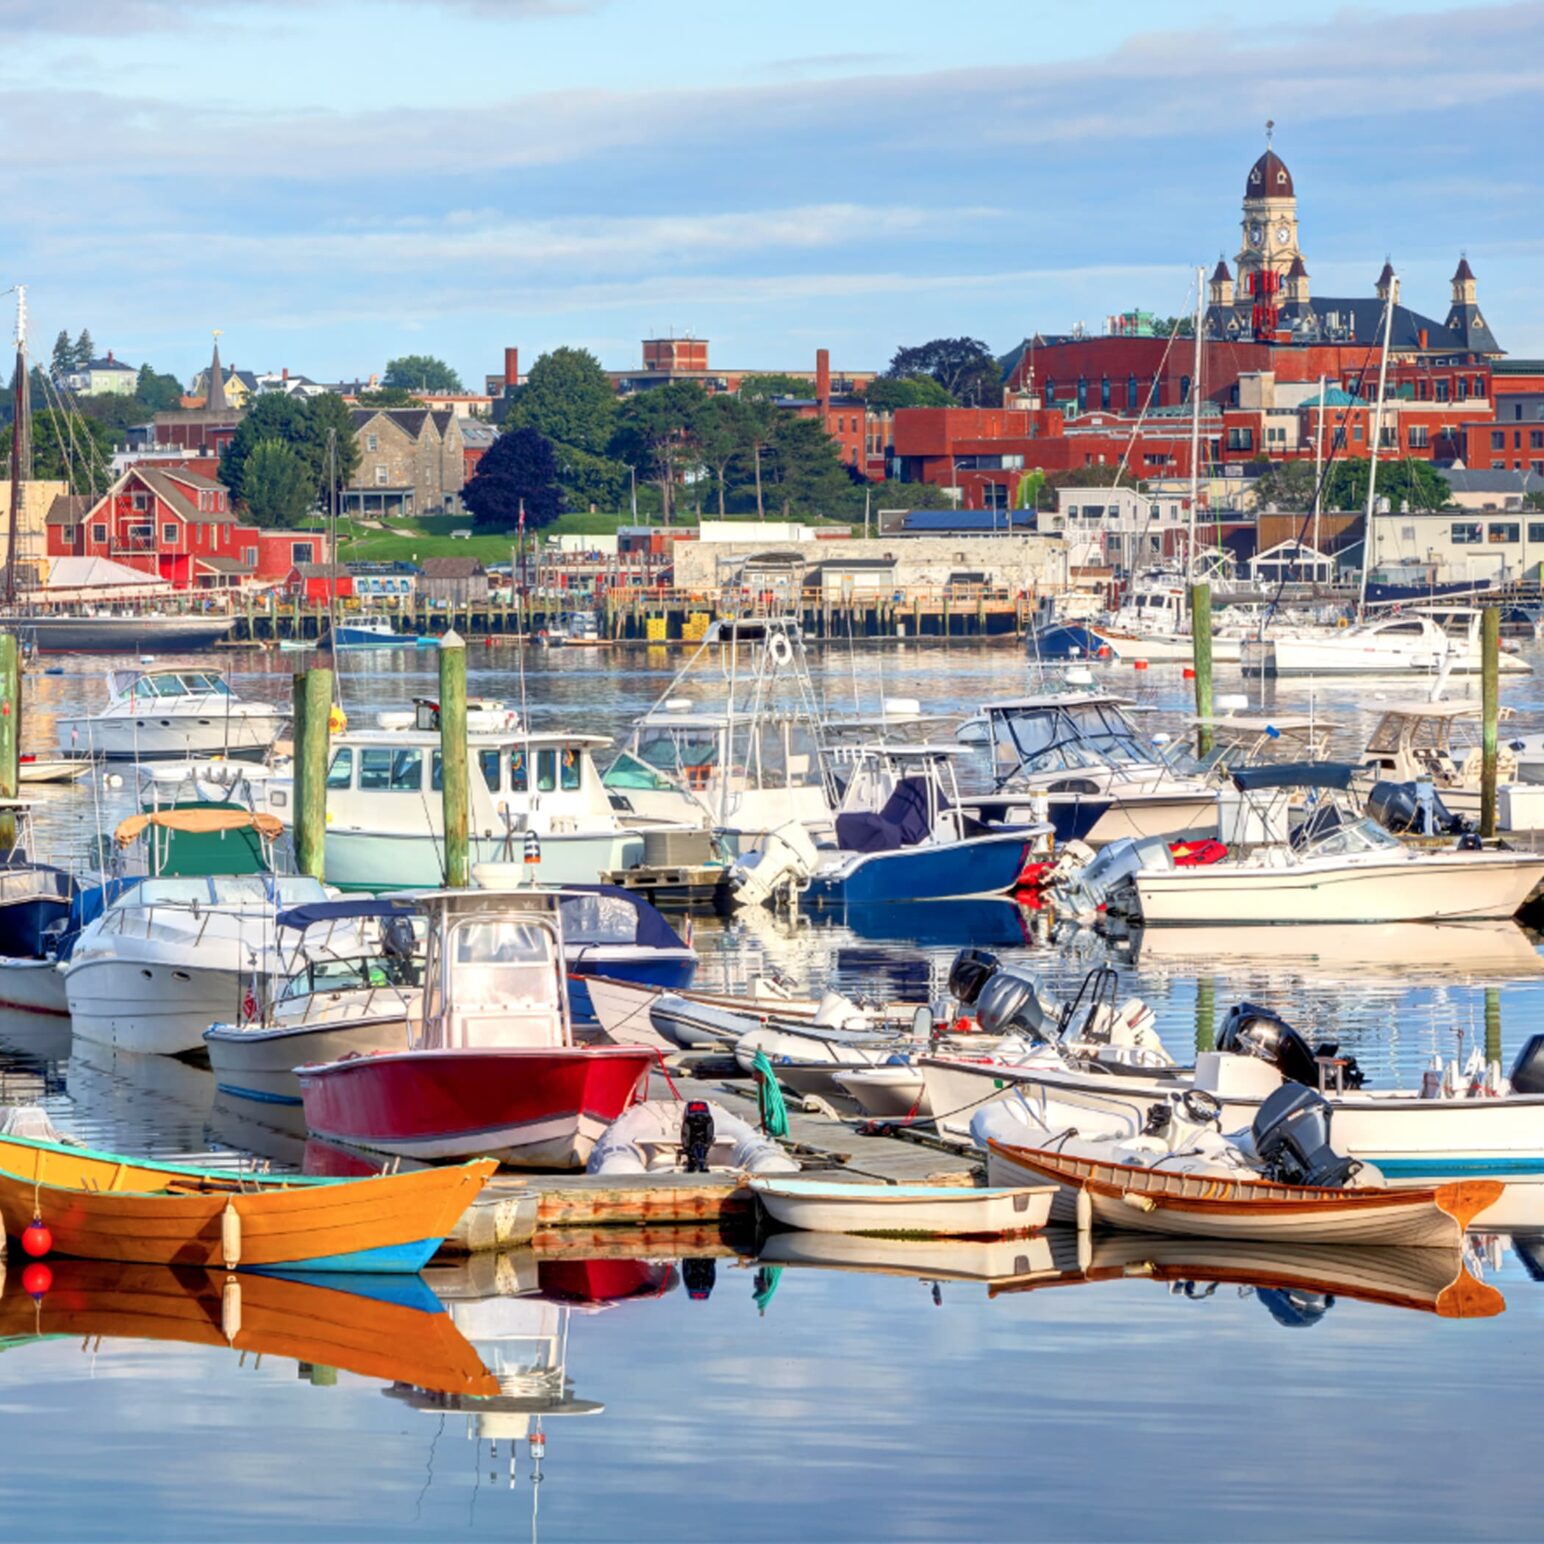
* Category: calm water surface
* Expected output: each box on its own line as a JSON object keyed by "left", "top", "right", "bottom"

{"left": 5, "top": 640, "right": 1544, "bottom": 1541}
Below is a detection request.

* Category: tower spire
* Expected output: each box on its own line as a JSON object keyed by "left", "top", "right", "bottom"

{"left": 1265, "top": 118, "right": 1274, "bottom": 147}
{"left": 206, "top": 328, "right": 227, "bottom": 411}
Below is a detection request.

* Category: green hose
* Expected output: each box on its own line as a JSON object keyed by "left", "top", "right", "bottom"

{"left": 751, "top": 1049, "right": 790, "bottom": 1139}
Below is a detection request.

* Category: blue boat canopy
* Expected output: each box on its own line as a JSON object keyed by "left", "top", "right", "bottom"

{"left": 277, "top": 896, "right": 423, "bottom": 930}
{"left": 559, "top": 885, "right": 689, "bottom": 953}
{"left": 1229, "top": 761, "right": 1356, "bottom": 792}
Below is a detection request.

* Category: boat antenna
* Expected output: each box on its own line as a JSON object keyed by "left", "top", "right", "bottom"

{"left": 1357, "top": 270, "right": 1397, "bottom": 619}
{"left": 4, "top": 284, "right": 28, "bottom": 607}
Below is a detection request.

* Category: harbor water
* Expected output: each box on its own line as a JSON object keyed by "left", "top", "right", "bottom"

{"left": 6, "top": 639, "right": 1544, "bottom": 1540}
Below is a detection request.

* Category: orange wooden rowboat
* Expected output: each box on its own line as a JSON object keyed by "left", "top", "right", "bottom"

{"left": 0, "top": 1133, "right": 495, "bottom": 1272}
{"left": 986, "top": 1137, "right": 1504, "bottom": 1247}
{"left": 0, "top": 1260, "right": 502, "bottom": 1398}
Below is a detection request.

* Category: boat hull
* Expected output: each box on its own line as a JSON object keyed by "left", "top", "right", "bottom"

{"left": 3, "top": 614, "right": 236, "bottom": 652}
{"left": 322, "top": 828, "right": 644, "bottom": 891}
{"left": 65, "top": 956, "right": 279, "bottom": 1057}
{"left": 296, "top": 1046, "right": 655, "bottom": 1169}
{"left": 55, "top": 711, "right": 281, "bottom": 761}
{"left": 751, "top": 1178, "right": 1054, "bottom": 1237}
{"left": 1134, "top": 852, "right": 1544, "bottom": 924}
{"left": 565, "top": 947, "right": 697, "bottom": 1024}
{"left": 0, "top": 1134, "right": 495, "bottom": 1270}
{"left": 803, "top": 831, "right": 1032, "bottom": 906}
{"left": 0, "top": 956, "right": 69, "bottom": 1016}
{"left": 985, "top": 1139, "right": 1502, "bottom": 1246}
{"left": 205, "top": 1014, "right": 414, "bottom": 1105}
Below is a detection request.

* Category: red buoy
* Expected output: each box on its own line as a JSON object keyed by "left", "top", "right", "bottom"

{"left": 1182, "top": 666, "right": 1195, "bottom": 679}
{"left": 21, "top": 1262, "right": 52, "bottom": 1300}
{"left": 1133, "top": 659, "right": 1149, "bottom": 671}
{"left": 21, "top": 1218, "right": 52, "bottom": 1258}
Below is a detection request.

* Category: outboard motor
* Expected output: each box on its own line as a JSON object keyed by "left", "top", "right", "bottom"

{"left": 1218, "top": 1003, "right": 1364, "bottom": 1090}
{"left": 1251, "top": 1085, "right": 1360, "bottom": 1189}
{"left": 947, "top": 948, "right": 1000, "bottom": 1007}
{"left": 1367, "top": 779, "right": 1467, "bottom": 837}
{"left": 974, "top": 967, "right": 1057, "bottom": 1043}
{"left": 682, "top": 1258, "right": 717, "bottom": 1301}
{"left": 680, "top": 1100, "right": 715, "bottom": 1174}
{"left": 1509, "top": 1034, "right": 1544, "bottom": 1096}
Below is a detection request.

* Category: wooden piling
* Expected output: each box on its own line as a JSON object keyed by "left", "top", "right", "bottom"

{"left": 1194, "top": 976, "right": 1215, "bottom": 1054}
{"left": 1485, "top": 985, "right": 1502, "bottom": 1067}
{"left": 1481, "top": 606, "right": 1499, "bottom": 839}
{"left": 1189, "top": 582, "right": 1214, "bottom": 758}
{"left": 439, "top": 629, "right": 470, "bottom": 888}
{"left": 0, "top": 633, "right": 16, "bottom": 851}
{"left": 292, "top": 667, "right": 333, "bottom": 880}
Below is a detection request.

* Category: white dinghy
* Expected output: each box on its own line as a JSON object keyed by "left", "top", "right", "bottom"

{"left": 750, "top": 1177, "right": 1054, "bottom": 1238}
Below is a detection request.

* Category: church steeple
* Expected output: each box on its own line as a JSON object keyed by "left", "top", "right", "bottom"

{"left": 205, "top": 329, "right": 227, "bottom": 411}
{"left": 1237, "top": 121, "right": 1302, "bottom": 289}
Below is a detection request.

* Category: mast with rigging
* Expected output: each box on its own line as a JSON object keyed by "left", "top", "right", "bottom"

{"left": 4, "top": 284, "right": 28, "bottom": 607}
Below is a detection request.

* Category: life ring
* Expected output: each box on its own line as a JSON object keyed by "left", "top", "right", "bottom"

{"left": 328, "top": 705, "right": 348, "bottom": 734}
{"left": 768, "top": 633, "right": 793, "bottom": 666}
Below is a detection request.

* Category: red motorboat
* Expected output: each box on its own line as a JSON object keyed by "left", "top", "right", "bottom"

{"left": 297, "top": 889, "right": 653, "bottom": 1169}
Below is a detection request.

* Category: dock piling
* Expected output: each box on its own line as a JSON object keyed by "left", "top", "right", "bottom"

{"left": 1189, "top": 582, "right": 1214, "bottom": 757}
{"left": 1481, "top": 606, "right": 1499, "bottom": 839}
{"left": 293, "top": 667, "right": 333, "bottom": 880}
{"left": 439, "top": 629, "right": 470, "bottom": 888}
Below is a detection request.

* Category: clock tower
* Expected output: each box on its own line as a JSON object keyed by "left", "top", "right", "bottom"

{"left": 1236, "top": 123, "right": 1302, "bottom": 289}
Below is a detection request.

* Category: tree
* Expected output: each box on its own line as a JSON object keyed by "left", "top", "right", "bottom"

{"left": 697, "top": 394, "right": 755, "bottom": 516}
{"left": 507, "top": 347, "right": 616, "bottom": 456}
{"left": 1149, "top": 316, "right": 1197, "bottom": 339}
{"left": 220, "top": 392, "right": 358, "bottom": 514}
{"left": 1322, "top": 457, "right": 1449, "bottom": 513}
{"left": 307, "top": 393, "right": 362, "bottom": 487}
{"left": 240, "top": 439, "right": 315, "bottom": 526}
{"left": 382, "top": 354, "right": 463, "bottom": 393}
{"left": 463, "top": 426, "right": 564, "bottom": 532}
{"left": 1, "top": 410, "right": 114, "bottom": 492}
{"left": 1251, "top": 459, "right": 1320, "bottom": 510}
{"left": 551, "top": 443, "right": 628, "bottom": 513}
{"left": 609, "top": 382, "right": 708, "bottom": 524}
{"left": 50, "top": 330, "right": 72, "bottom": 378}
{"left": 885, "top": 338, "right": 1002, "bottom": 406}
{"left": 134, "top": 364, "right": 184, "bottom": 413}
{"left": 862, "top": 374, "right": 956, "bottom": 412}
{"left": 355, "top": 386, "right": 424, "bottom": 408}
{"left": 737, "top": 374, "right": 811, "bottom": 403}
{"left": 762, "top": 415, "right": 852, "bottom": 518}
{"left": 73, "top": 329, "right": 94, "bottom": 369}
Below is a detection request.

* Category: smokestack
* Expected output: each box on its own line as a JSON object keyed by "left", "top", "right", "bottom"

{"left": 504, "top": 347, "right": 519, "bottom": 388}
{"left": 816, "top": 348, "right": 830, "bottom": 412}
{"left": 282, "top": 366, "right": 289, "bottom": 383}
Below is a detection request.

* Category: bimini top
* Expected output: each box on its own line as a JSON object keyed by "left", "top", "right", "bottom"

{"left": 114, "top": 808, "right": 285, "bottom": 847}
{"left": 1229, "top": 762, "right": 1357, "bottom": 793}
{"left": 276, "top": 895, "right": 425, "bottom": 931}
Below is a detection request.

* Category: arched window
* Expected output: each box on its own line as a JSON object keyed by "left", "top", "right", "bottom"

{"left": 1127, "top": 374, "right": 1139, "bottom": 410}
{"left": 1076, "top": 376, "right": 1087, "bottom": 410}
{"left": 1100, "top": 376, "right": 1111, "bottom": 410}
{"left": 1179, "top": 374, "right": 1191, "bottom": 403}
{"left": 1044, "top": 378, "right": 1056, "bottom": 404}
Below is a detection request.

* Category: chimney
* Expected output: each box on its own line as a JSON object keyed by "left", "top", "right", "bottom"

{"left": 106, "top": 349, "right": 113, "bottom": 363}
{"left": 282, "top": 366, "right": 289, "bottom": 383}
{"left": 816, "top": 347, "right": 830, "bottom": 412}
{"left": 504, "top": 347, "right": 520, "bottom": 388}
{"left": 1418, "top": 328, "right": 1429, "bottom": 350}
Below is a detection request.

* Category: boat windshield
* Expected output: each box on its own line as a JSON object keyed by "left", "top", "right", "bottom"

{"left": 1293, "top": 810, "right": 1405, "bottom": 858}
{"left": 602, "top": 750, "right": 680, "bottom": 792}
{"left": 449, "top": 918, "right": 561, "bottom": 1008}
{"left": 988, "top": 700, "right": 1153, "bottom": 778}
{"left": 635, "top": 728, "right": 721, "bottom": 778}
{"left": 279, "top": 953, "right": 421, "bottom": 1001}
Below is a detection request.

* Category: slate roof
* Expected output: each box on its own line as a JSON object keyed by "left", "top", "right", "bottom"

{"left": 896, "top": 509, "right": 1037, "bottom": 533}
{"left": 43, "top": 494, "right": 92, "bottom": 527}
{"left": 350, "top": 407, "right": 434, "bottom": 438}
{"left": 1440, "top": 469, "right": 1544, "bottom": 495}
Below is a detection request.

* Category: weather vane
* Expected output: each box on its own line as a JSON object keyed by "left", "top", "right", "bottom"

{"left": 1265, "top": 119, "right": 1275, "bottom": 146}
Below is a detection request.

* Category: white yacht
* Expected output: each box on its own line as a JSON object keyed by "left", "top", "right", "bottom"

{"left": 1242, "top": 608, "right": 1529, "bottom": 678}
{"left": 55, "top": 667, "right": 286, "bottom": 761}
{"left": 262, "top": 699, "right": 653, "bottom": 889}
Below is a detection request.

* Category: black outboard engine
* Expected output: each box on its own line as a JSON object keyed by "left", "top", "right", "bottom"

{"left": 974, "top": 967, "right": 1054, "bottom": 1043}
{"left": 1366, "top": 779, "right": 1467, "bottom": 837}
{"left": 948, "top": 948, "right": 1000, "bottom": 1007}
{"left": 1218, "top": 1003, "right": 1365, "bottom": 1090}
{"left": 680, "top": 1100, "right": 715, "bottom": 1174}
{"left": 682, "top": 1258, "right": 717, "bottom": 1301}
{"left": 1251, "top": 1084, "right": 1360, "bottom": 1188}
{"left": 1509, "top": 1034, "right": 1544, "bottom": 1095}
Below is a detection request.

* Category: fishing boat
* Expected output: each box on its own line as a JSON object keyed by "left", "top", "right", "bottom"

{"left": 54, "top": 667, "right": 285, "bottom": 761}
{"left": 1242, "top": 608, "right": 1530, "bottom": 677}
{"left": 260, "top": 699, "right": 657, "bottom": 889}
{"left": 0, "top": 1125, "right": 496, "bottom": 1271}
{"left": 329, "top": 613, "right": 438, "bottom": 649}
{"left": 0, "top": 1260, "right": 502, "bottom": 1398}
{"left": 296, "top": 888, "right": 656, "bottom": 1169}
{"left": 750, "top": 1177, "right": 1055, "bottom": 1237}
{"left": 1129, "top": 765, "right": 1544, "bottom": 925}
{"left": 984, "top": 1136, "right": 1502, "bottom": 1246}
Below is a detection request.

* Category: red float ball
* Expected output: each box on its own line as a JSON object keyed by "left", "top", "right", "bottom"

{"left": 21, "top": 1220, "right": 52, "bottom": 1258}
{"left": 21, "top": 1263, "right": 52, "bottom": 1300}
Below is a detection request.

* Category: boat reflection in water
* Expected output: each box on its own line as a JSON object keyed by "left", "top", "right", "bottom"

{"left": 1129, "top": 919, "right": 1544, "bottom": 981}
{"left": 804, "top": 898, "right": 1043, "bottom": 951}
{"left": 0, "top": 1260, "right": 499, "bottom": 1397}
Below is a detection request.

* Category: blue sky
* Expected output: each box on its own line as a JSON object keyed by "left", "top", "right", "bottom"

{"left": 3, "top": 0, "right": 1540, "bottom": 386}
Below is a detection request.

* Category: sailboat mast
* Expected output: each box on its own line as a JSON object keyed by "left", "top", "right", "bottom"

{"left": 1186, "top": 265, "right": 1204, "bottom": 583}
{"left": 4, "top": 285, "right": 26, "bottom": 608}
{"left": 1357, "top": 273, "right": 1397, "bottom": 616}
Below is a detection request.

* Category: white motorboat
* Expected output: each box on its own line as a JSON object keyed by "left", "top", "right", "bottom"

{"left": 1242, "top": 608, "right": 1530, "bottom": 678}
{"left": 55, "top": 667, "right": 285, "bottom": 761}
{"left": 1129, "top": 765, "right": 1544, "bottom": 925}
{"left": 260, "top": 699, "right": 661, "bottom": 890}
{"left": 1089, "top": 580, "right": 1250, "bottom": 665}
{"left": 16, "top": 752, "right": 97, "bottom": 785}
{"left": 966, "top": 690, "right": 1217, "bottom": 848}
{"left": 750, "top": 1177, "right": 1054, "bottom": 1237}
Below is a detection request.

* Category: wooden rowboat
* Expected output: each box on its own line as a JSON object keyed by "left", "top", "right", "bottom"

{"left": 0, "top": 1133, "right": 496, "bottom": 1272}
{"left": 986, "top": 1137, "right": 1503, "bottom": 1248}
{"left": 0, "top": 1260, "right": 502, "bottom": 1397}
{"left": 750, "top": 1177, "right": 1055, "bottom": 1238}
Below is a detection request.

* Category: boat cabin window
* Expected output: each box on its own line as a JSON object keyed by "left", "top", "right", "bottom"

{"left": 560, "top": 746, "right": 581, "bottom": 791}
{"left": 537, "top": 749, "right": 557, "bottom": 792}
{"left": 282, "top": 953, "right": 421, "bottom": 1000}
{"left": 602, "top": 751, "right": 678, "bottom": 792}
{"left": 1378, "top": 621, "right": 1426, "bottom": 636}
{"left": 359, "top": 747, "right": 424, "bottom": 792}
{"left": 475, "top": 748, "right": 533, "bottom": 794}
{"left": 637, "top": 729, "right": 720, "bottom": 778}
{"left": 326, "top": 748, "right": 353, "bottom": 789}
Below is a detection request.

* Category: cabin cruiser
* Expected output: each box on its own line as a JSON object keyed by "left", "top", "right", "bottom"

{"left": 963, "top": 689, "right": 1216, "bottom": 847}
{"left": 0, "top": 805, "right": 77, "bottom": 1017}
{"left": 1124, "top": 763, "right": 1544, "bottom": 925}
{"left": 262, "top": 699, "right": 658, "bottom": 890}
{"left": 329, "top": 613, "right": 437, "bottom": 648}
{"left": 1088, "top": 579, "right": 1253, "bottom": 665}
{"left": 602, "top": 618, "right": 838, "bottom": 850}
{"left": 55, "top": 668, "right": 285, "bottom": 761}
{"left": 1242, "top": 607, "right": 1530, "bottom": 678}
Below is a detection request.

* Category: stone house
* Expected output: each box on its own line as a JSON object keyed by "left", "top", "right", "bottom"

{"left": 346, "top": 408, "right": 466, "bottom": 518}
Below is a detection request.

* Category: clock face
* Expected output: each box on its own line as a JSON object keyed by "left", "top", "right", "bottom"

{"left": 1276, "top": 225, "right": 1291, "bottom": 245}
{"left": 1249, "top": 225, "right": 1263, "bottom": 246}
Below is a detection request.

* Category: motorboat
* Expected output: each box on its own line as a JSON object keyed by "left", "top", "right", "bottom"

{"left": 1242, "top": 608, "right": 1530, "bottom": 677}
{"left": 964, "top": 690, "right": 1217, "bottom": 848}
{"left": 261, "top": 699, "right": 660, "bottom": 889}
{"left": 602, "top": 618, "right": 839, "bottom": 850}
{"left": 1087, "top": 579, "right": 1250, "bottom": 665}
{"left": 1128, "top": 764, "right": 1544, "bottom": 925}
{"left": 0, "top": 808, "right": 76, "bottom": 1018}
{"left": 538, "top": 611, "right": 604, "bottom": 648}
{"left": 329, "top": 613, "right": 438, "bottom": 648}
{"left": 587, "top": 1098, "right": 798, "bottom": 1175}
{"left": 730, "top": 744, "right": 1048, "bottom": 909}
{"left": 2, "top": 611, "right": 237, "bottom": 653}
{"left": 62, "top": 813, "right": 335, "bottom": 1056}
{"left": 555, "top": 882, "right": 697, "bottom": 1020}
{"left": 55, "top": 667, "right": 285, "bottom": 761}
{"left": 16, "top": 751, "right": 97, "bottom": 784}
{"left": 749, "top": 1177, "right": 1054, "bottom": 1237}
{"left": 295, "top": 888, "right": 656, "bottom": 1169}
